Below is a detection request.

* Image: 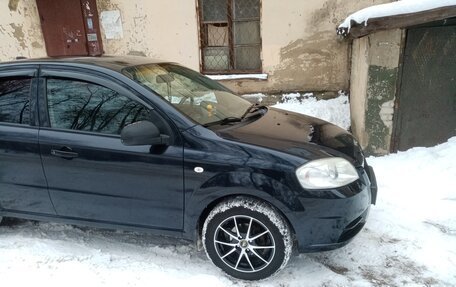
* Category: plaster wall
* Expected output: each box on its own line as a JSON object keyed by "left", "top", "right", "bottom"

{"left": 350, "top": 30, "right": 403, "bottom": 155}
{"left": 95, "top": 0, "right": 392, "bottom": 94}
{"left": 1, "top": 0, "right": 398, "bottom": 100}
{"left": 96, "top": 0, "right": 200, "bottom": 70}
{"left": 0, "top": 0, "right": 46, "bottom": 62}
{"left": 221, "top": 0, "right": 392, "bottom": 94}
{"left": 350, "top": 36, "right": 369, "bottom": 149}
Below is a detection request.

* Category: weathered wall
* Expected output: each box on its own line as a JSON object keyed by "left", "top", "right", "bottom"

{"left": 95, "top": 0, "right": 392, "bottom": 94}
{"left": 96, "top": 0, "right": 200, "bottom": 70}
{"left": 350, "top": 30, "right": 403, "bottom": 155}
{"left": 221, "top": 0, "right": 392, "bottom": 94}
{"left": 350, "top": 36, "right": 369, "bottom": 148}
{"left": 0, "top": 0, "right": 395, "bottom": 97}
{"left": 0, "top": 0, "right": 46, "bottom": 61}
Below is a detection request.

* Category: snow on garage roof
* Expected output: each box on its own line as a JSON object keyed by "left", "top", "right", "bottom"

{"left": 337, "top": 0, "right": 456, "bottom": 38}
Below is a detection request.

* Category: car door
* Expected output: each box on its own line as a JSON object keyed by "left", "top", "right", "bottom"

{"left": 37, "top": 67, "right": 184, "bottom": 230}
{"left": 0, "top": 67, "right": 55, "bottom": 215}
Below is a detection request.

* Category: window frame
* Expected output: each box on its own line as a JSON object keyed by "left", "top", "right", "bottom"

{"left": 37, "top": 67, "right": 175, "bottom": 141}
{"left": 0, "top": 67, "right": 39, "bottom": 127}
{"left": 197, "top": 0, "right": 263, "bottom": 74}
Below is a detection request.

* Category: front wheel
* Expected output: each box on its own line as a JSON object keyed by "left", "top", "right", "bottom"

{"left": 202, "top": 197, "right": 293, "bottom": 280}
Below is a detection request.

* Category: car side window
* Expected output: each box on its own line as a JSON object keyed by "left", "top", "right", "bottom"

{"left": 0, "top": 77, "right": 31, "bottom": 125}
{"left": 46, "top": 78, "right": 150, "bottom": 135}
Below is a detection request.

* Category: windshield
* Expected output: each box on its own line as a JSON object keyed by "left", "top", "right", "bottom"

{"left": 122, "top": 63, "right": 252, "bottom": 126}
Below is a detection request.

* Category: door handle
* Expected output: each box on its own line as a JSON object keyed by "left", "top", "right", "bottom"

{"left": 50, "top": 147, "right": 79, "bottom": 159}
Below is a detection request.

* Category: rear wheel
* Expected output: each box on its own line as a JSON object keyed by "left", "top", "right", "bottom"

{"left": 202, "top": 197, "right": 292, "bottom": 280}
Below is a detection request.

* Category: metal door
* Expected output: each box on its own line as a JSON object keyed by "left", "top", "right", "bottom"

{"left": 394, "top": 21, "right": 456, "bottom": 151}
{"left": 37, "top": 68, "right": 185, "bottom": 230}
{"left": 36, "top": 0, "right": 102, "bottom": 57}
{"left": 0, "top": 68, "right": 56, "bottom": 215}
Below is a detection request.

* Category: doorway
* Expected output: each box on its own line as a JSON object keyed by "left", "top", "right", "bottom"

{"left": 393, "top": 20, "right": 456, "bottom": 151}
{"left": 36, "top": 0, "right": 103, "bottom": 57}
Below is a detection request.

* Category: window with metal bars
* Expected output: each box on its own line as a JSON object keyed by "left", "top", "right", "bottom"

{"left": 198, "top": 0, "right": 262, "bottom": 74}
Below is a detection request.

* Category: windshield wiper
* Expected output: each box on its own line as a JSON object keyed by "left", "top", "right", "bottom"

{"left": 203, "top": 105, "right": 268, "bottom": 128}
{"left": 241, "top": 103, "right": 268, "bottom": 120}
{"left": 203, "top": 117, "right": 242, "bottom": 127}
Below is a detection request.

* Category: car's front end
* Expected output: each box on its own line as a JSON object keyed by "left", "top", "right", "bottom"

{"left": 213, "top": 108, "right": 377, "bottom": 253}
{"left": 292, "top": 159, "right": 376, "bottom": 252}
{"left": 121, "top": 59, "right": 378, "bottom": 278}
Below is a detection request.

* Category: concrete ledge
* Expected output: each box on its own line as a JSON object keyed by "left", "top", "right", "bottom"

{"left": 205, "top": 74, "right": 268, "bottom": 81}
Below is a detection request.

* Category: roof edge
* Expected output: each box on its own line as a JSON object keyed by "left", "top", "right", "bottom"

{"left": 337, "top": 4, "right": 456, "bottom": 39}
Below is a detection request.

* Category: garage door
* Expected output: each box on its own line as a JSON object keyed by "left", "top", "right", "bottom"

{"left": 393, "top": 20, "right": 456, "bottom": 151}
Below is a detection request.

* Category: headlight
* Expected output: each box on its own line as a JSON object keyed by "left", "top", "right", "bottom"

{"left": 296, "top": 157, "right": 359, "bottom": 189}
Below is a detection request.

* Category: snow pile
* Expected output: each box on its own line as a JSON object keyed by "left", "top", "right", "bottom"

{"left": 241, "top": 93, "right": 267, "bottom": 103}
{"left": 273, "top": 92, "right": 351, "bottom": 130}
{"left": 338, "top": 0, "right": 456, "bottom": 34}
{"left": 358, "top": 138, "right": 456, "bottom": 285}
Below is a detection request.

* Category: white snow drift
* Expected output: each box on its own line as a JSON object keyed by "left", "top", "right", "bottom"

{"left": 272, "top": 92, "right": 351, "bottom": 130}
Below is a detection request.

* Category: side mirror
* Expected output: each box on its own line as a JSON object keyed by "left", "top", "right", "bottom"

{"left": 121, "top": 121, "right": 170, "bottom": 146}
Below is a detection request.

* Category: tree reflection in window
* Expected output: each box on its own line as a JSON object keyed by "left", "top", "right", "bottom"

{"left": 0, "top": 78, "right": 31, "bottom": 125}
{"left": 47, "top": 79, "right": 150, "bottom": 135}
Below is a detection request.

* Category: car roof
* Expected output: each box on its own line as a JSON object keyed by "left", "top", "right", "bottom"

{"left": 0, "top": 55, "right": 171, "bottom": 72}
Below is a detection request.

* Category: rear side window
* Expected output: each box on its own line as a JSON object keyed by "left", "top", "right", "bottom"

{"left": 0, "top": 77, "right": 31, "bottom": 125}
{"left": 46, "top": 78, "right": 150, "bottom": 135}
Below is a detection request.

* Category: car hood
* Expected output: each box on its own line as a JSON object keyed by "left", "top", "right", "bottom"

{"left": 216, "top": 107, "right": 364, "bottom": 166}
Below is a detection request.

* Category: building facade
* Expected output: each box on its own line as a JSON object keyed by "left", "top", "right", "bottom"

{"left": 1, "top": 0, "right": 390, "bottom": 95}
{"left": 2, "top": 0, "right": 454, "bottom": 155}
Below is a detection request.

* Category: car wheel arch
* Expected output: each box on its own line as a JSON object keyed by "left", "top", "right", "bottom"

{"left": 194, "top": 193, "right": 297, "bottom": 244}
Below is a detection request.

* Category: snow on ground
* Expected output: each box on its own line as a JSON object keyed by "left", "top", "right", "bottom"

{"left": 338, "top": 0, "right": 456, "bottom": 33}
{"left": 1, "top": 96, "right": 455, "bottom": 287}
{"left": 272, "top": 92, "right": 351, "bottom": 130}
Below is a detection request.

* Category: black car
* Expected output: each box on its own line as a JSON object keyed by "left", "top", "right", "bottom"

{"left": 0, "top": 56, "right": 377, "bottom": 280}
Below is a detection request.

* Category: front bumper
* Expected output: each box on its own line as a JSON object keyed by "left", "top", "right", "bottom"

{"left": 292, "top": 164, "right": 377, "bottom": 253}
{"left": 365, "top": 162, "right": 378, "bottom": 204}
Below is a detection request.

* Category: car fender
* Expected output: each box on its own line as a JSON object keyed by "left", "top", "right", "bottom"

{"left": 182, "top": 170, "right": 304, "bottom": 240}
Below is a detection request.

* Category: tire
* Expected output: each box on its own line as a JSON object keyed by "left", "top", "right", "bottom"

{"left": 202, "top": 197, "right": 293, "bottom": 280}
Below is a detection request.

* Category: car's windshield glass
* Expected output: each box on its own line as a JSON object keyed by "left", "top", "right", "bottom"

{"left": 122, "top": 63, "right": 252, "bottom": 126}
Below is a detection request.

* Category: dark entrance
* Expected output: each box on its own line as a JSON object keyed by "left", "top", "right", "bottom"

{"left": 393, "top": 20, "right": 456, "bottom": 151}
{"left": 36, "top": 0, "right": 103, "bottom": 57}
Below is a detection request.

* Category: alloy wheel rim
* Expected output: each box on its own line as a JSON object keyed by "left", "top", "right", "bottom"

{"left": 213, "top": 215, "right": 276, "bottom": 273}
